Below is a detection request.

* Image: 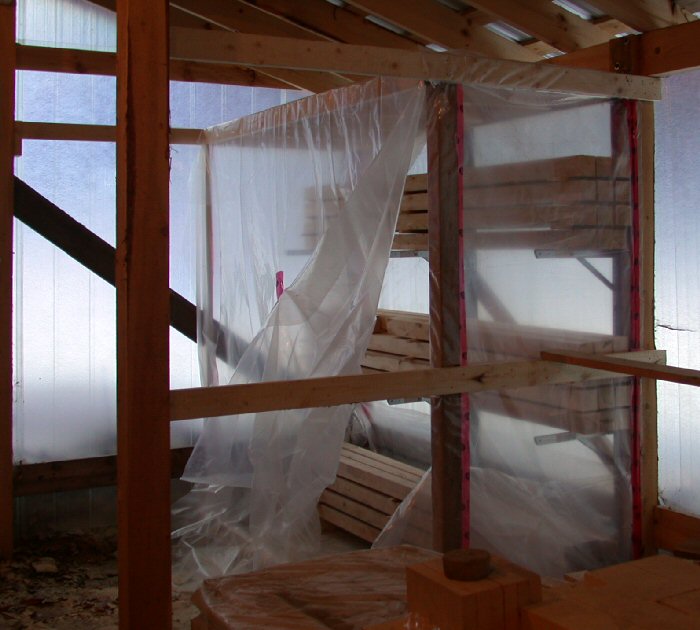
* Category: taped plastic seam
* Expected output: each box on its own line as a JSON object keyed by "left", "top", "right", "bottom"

{"left": 171, "top": 78, "right": 426, "bottom": 588}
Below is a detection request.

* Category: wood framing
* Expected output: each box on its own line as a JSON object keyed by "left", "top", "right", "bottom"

{"left": 170, "top": 350, "right": 666, "bottom": 421}
{"left": 168, "top": 28, "right": 663, "bottom": 101}
{"left": 115, "top": 0, "right": 172, "bottom": 627}
{"left": 0, "top": 0, "right": 16, "bottom": 560}
{"left": 638, "top": 101, "right": 658, "bottom": 556}
{"left": 427, "top": 83, "right": 464, "bottom": 552}
{"left": 15, "top": 43, "right": 289, "bottom": 88}
{"left": 654, "top": 506, "right": 700, "bottom": 554}
{"left": 541, "top": 351, "right": 700, "bottom": 387}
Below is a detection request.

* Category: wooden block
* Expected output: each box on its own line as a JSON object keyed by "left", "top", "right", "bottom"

{"left": 406, "top": 556, "right": 541, "bottom": 630}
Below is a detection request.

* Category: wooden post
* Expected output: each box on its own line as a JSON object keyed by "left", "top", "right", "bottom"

{"left": 638, "top": 100, "right": 657, "bottom": 555}
{"left": 116, "top": 0, "right": 171, "bottom": 627}
{"left": 427, "top": 83, "right": 466, "bottom": 552}
{"left": 0, "top": 0, "right": 16, "bottom": 560}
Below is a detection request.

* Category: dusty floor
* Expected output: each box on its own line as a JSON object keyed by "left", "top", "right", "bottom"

{"left": 0, "top": 530, "right": 196, "bottom": 629}
{"left": 0, "top": 528, "right": 367, "bottom": 629}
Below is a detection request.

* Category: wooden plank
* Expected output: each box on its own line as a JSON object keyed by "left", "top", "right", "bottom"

{"left": 361, "top": 349, "right": 429, "bottom": 372}
{"left": 582, "top": 0, "right": 695, "bottom": 33}
{"left": 323, "top": 476, "right": 401, "bottom": 515}
{"left": 376, "top": 309, "right": 430, "bottom": 341}
{"left": 337, "top": 459, "right": 416, "bottom": 500}
{"left": 318, "top": 490, "right": 389, "bottom": 530}
{"left": 467, "top": 0, "right": 610, "bottom": 53}
{"left": 391, "top": 232, "right": 428, "bottom": 251}
{"left": 341, "top": 0, "right": 542, "bottom": 62}
{"left": 639, "top": 100, "right": 658, "bottom": 556}
{"left": 654, "top": 506, "right": 700, "bottom": 553}
{"left": 396, "top": 211, "right": 428, "bottom": 232}
{"left": 115, "top": 0, "right": 171, "bottom": 627}
{"left": 13, "top": 177, "right": 198, "bottom": 344}
{"left": 15, "top": 43, "right": 289, "bottom": 88}
{"left": 427, "top": 83, "right": 465, "bottom": 552}
{"left": 317, "top": 504, "right": 381, "bottom": 543}
{"left": 466, "top": 227, "right": 628, "bottom": 253}
{"left": 400, "top": 192, "right": 428, "bottom": 212}
{"left": 340, "top": 444, "right": 424, "bottom": 482}
{"left": 170, "top": 350, "right": 666, "bottom": 421}
{"left": 463, "top": 204, "right": 632, "bottom": 229}
{"left": 367, "top": 333, "right": 430, "bottom": 361}
{"left": 13, "top": 448, "right": 193, "bottom": 496}
{"left": 15, "top": 121, "right": 202, "bottom": 145}
{"left": 404, "top": 173, "right": 427, "bottom": 193}
{"left": 0, "top": 0, "right": 15, "bottom": 560}
{"left": 169, "top": 28, "right": 663, "bottom": 101}
{"left": 541, "top": 350, "right": 700, "bottom": 387}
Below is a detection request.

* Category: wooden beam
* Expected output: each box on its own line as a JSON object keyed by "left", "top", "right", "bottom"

{"left": 170, "top": 350, "right": 665, "bottom": 421}
{"left": 116, "top": 0, "right": 171, "bottom": 627}
{"left": 654, "top": 506, "right": 700, "bottom": 553}
{"left": 12, "top": 177, "right": 198, "bottom": 343}
{"left": 15, "top": 121, "right": 202, "bottom": 145}
{"left": 550, "top": 21, "right": 700, "bottom": 76}
{"left": 0, "top": 0, "right": 16, "bottom": 560}
{"left": 13, "top": 448, "right": 193, "bottom": 497}
{"left": 638, "top": 101, "right": 658, "bottom": 556}
{"left": 540, "top": 350, "right": 700, "bottom": 387}
{"left": 466, "top": 0, "right": 610, "bottom": 52}
{"left": 427, "top": 84, "right": 464, "bottom": 552}
{"left": 15, "top": 43, "right": 288, "bottom": 88}
{"left": 342, "top": 0, "right": 541, "bottom": 62}
{"left": 169, "top": 28, "right": 662, "bottom": 100}
{"left": 583, "top": 0, "right": 696, "bottom": 33}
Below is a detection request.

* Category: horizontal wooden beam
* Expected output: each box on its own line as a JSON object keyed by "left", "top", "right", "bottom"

{"left": 15, "top": 121, "right": 202, "bottom": 146}
{"left": 15, "top": 43, "right": 289, "bottom": 88}
{"left": 170, "top": 349, "right": 665, "bottom": 421}
{"left": 654, "top": 506, "right": 700, "bottom": 554}
{"left": 169, "top": 28, "right": 662, "bottom": 101}
{"left": 13, "top": 448, "right": 193, "bottom": 496}
{"left": 550, "top": 21, "right": 700, "bottom": 76}
{"left": 541, "top": 350, "right": 700, "bottom": 387}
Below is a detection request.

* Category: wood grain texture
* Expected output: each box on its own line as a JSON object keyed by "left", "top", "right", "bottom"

{"left": 0, "top": 0, "right": 16, "bottom": 560}
{"left": 115, "top": 0, "right": 172, "bottom": 627}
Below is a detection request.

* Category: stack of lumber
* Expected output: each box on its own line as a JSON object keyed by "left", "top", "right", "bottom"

{"left": 319, "top": 443, "right": 425, "bottom": 544}
{"left": 362, "top": 309, "right": 631, "bottom": 434}
{"left": 464, "top": 155, "right": 631, "bottom": 255}
{"left": 524, "top": 555, "right": 700, "bottom": 629}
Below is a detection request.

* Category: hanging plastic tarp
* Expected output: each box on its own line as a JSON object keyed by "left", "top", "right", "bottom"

{"left": 376, "top": 85, "right": 637, "bottom": 578}
{"left": 171, "top": 78, "right": 426, "bottom": 588}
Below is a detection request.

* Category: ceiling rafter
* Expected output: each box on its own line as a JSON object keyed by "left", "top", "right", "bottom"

{"left": 235, "top": 0, "right": 421, "bottom": 49}
{"left": 585, "top": 0, "right": 697, "bottom": 33}
{"left": 466, "top": 0, "right": 612, "bottom": 52}
{"left": 341, "top": 0, "right": 542, "bottom": 61}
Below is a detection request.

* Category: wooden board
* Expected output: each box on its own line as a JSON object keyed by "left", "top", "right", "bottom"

{"left": 115, "top": 1, "right": 172, "bottom": 626}
{"left": 0, "top": 0, "right": 15, "bottom": 560}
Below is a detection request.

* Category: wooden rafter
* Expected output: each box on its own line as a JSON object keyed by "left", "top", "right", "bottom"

{"left": 586, "top": 0, "right": 697, "bottom": 33}
{"left": 466, "top": 0, "right": 610, "bottom": 52}
{"left": 343, "top": 0, "right": 541, "bottom": 61}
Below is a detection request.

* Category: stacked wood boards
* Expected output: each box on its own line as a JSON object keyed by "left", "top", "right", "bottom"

{"left": 319, "top": 443, "right": 425, "bottom": 543}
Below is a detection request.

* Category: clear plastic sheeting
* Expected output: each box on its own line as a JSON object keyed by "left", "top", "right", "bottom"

{"left": 172, "top": 78, "right": 426, "bottom": 587}
{"left": 462, "top": 86, "right": 635, "bottom": 576}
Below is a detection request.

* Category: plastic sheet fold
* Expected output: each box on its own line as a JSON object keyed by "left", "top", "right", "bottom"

{"left": 172, "top": 78, "right": 426, "bottom": 588}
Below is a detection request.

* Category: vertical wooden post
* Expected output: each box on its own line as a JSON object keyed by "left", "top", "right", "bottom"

{"left": 116, "top": 1, "right": 171, "bottom": 627}
{"left": 0, "top": 0, "right": 16, "bottom": 560}
{"left": 427, "top": 83, "right": 466, "bottom": 552}
{"left": 638, "top": 100, "right": 658, "bottom": 555}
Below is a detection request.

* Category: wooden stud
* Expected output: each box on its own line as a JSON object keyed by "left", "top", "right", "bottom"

{"left": 427, "top": 83, "right": 465, "bottom": 552}
{"left": 171, "top": 351, "right": 665, "bottom": 416}
{"left": 116, "top": 0, "right": 171, "bottom": 627}
{"left": 15, "top": 121, "right": 202, "bottom": 145}
{"left": 0, "top": 0, "right": 16, "bottom": 560}
{"left": 638, "top": 100, "right": 658, "bottom": 555}
{"left": 169, "top": 28, "right": 663, "bottom": 101}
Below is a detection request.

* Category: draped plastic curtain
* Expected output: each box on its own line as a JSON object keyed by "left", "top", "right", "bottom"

{"left": 171, "top": 78, "right": 426, "bottom": 587}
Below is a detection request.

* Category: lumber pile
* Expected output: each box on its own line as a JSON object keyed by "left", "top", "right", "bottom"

{"left": 319, "top": 443, "right": 426, "bottom": 544}
{"left": 524, "top": 555, "right": 700, "bottom": 629}
{"left": 463, "top": 155, "right": 631, "bottom": 255}
{"left": 363, "top": 309, "right": 632, "bottom": 434}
